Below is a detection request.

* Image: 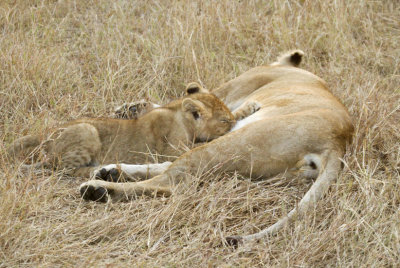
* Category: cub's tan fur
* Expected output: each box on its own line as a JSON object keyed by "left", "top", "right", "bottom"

{"left": 8, "top": 91, "right": 251, "bottom": 178}
{"left": 80, "top": 50, "right": 353, "bottom": 245}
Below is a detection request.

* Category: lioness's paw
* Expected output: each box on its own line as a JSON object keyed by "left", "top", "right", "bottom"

{"left": 94, "top": 165, "right": 121, "bottom": 182}
{"left": 80, "top": 180, "right": 109, "bottom": 202}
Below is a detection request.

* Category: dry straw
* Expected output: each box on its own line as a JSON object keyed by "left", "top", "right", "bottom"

{"left": 1, "top": 0, "right": 399, "bottom": 266}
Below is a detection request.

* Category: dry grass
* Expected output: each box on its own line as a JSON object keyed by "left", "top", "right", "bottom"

{"left": 1, "top": 0, "right": 399, "bottom": 266}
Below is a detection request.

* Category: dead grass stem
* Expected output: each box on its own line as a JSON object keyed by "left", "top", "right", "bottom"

{"left": 1, "top": 0, "right": 399, "bottom": 266}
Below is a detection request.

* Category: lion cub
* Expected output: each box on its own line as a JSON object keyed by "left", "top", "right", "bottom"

{"left": 9, "top": 87, "right": 258, "bottom": 179}
{"left": 114, "top": 83, "right": 260, "bottom": 121}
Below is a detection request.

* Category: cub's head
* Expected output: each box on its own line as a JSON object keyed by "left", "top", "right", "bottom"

{"left": 180, "top": 82, "right": 235, "bottom": 142}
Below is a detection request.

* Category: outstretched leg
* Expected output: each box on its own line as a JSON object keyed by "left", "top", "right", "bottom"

{"left": 80, "top": 172, "right": 174, "bottom": 202}
{"left": 93, "top": 162, "right": 173, "bottom": 182}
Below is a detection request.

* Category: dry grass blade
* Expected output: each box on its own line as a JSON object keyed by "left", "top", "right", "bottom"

{"left": 1, "top": 0, "right": 399, "bottom": 266}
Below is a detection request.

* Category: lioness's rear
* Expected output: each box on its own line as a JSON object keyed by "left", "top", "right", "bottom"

{"left": 80, "top": 50, "right": 353, "bottom": 245}
{"left": 217, "top": 50, "right": 353, "bottom": 244}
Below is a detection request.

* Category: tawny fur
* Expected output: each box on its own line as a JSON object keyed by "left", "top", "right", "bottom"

{"left": 80, "top": 50, "right": 353, "bottom": 245}
{"left": 8, "top": 93, "right": 241, "bottom": 178}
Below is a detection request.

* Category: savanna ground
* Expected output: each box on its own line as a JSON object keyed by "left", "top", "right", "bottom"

{"left": 1, "top": 0, "right": 399, "bottom": 266}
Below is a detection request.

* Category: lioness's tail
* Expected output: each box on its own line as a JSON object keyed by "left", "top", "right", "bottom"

{"left": 226, "top": 150, "right": 342, "bottom": 246}
{"left": 271, "top": 49, "right": 304, "bottom": 67}
{"left": 7, "top": 135, "right": 41, "bottom": 159}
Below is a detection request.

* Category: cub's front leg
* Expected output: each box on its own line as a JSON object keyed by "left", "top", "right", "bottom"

{"left": 232, "top": 101, "right": 261, "bottom": 121}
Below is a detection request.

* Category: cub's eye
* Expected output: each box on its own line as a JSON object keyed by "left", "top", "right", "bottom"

{"left": 192, "top": 111, "right": 200, "bottom": 120}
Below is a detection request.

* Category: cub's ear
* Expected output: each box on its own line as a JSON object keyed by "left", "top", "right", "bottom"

{"left": 185, "top": 82, "right": 210, "bottom": 95}
{"left": 182, "top": 98, "right": 204, "bottom": 113}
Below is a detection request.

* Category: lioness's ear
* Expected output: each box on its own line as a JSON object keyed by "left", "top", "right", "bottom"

{"left": 271, "top": 50, "right": 304, "bottom": 67}
{"left": 182, "top": 98, "right": 203, "bottom": 112}
{"left": 186, "top": 82, "right": 210, "bottom": 95}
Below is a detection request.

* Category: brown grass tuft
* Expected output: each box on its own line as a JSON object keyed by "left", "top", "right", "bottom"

{"left": 1, "top": 0, "right": 399, "bottom": 266}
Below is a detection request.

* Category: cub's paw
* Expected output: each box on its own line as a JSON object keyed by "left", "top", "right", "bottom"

{"left": 94, "top": 165, "right": 122, "bottom": 182}
{"left": 248, "top": 101, "right": 261, "bottom": 114}
{"left": 114, "top": 100, "right": 158, "bottom": 119}
{"left": 233, "top": 101, "right": 261, "bottom": 121}
{"left": 80, "top": 180, "right": 110, "bottom": 202}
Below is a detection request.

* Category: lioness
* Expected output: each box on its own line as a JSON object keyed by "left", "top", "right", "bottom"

{"left": 80, "top": 50, "right": 353, "bottom": 245}
{"left": 8, "top": 90, "right": 258, "bottom": 181}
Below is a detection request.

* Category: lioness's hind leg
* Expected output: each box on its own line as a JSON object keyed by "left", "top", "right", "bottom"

{"left": 286, "top": 154, "right": 321, "bottom": 183}
{"left": 232, "top": 101, "right": 261, "bottom": 121}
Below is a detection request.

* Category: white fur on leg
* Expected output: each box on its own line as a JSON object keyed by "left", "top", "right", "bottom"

{"left": 93, "top": 162, "right": 173, "bottom": 179}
